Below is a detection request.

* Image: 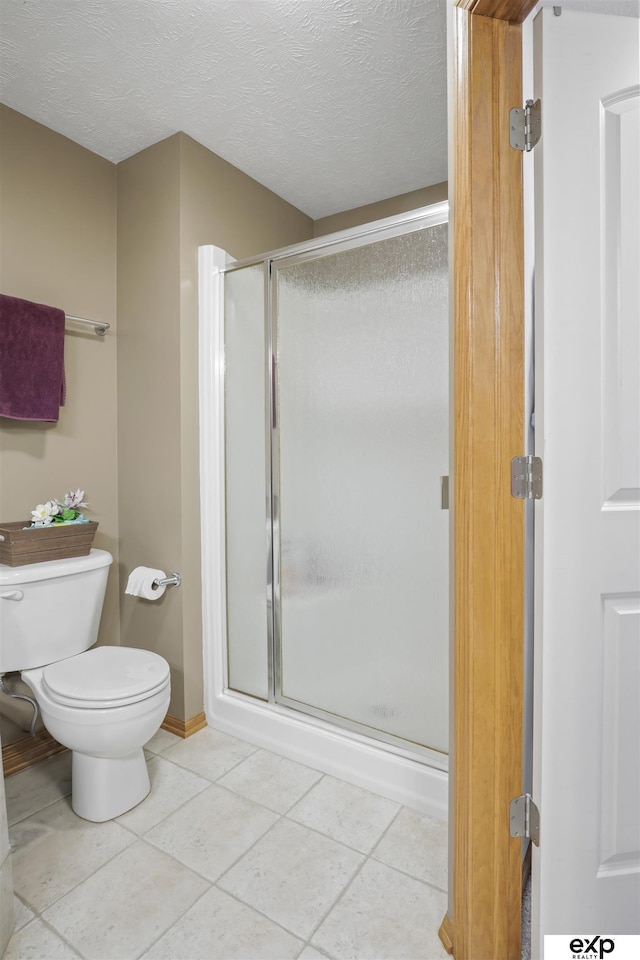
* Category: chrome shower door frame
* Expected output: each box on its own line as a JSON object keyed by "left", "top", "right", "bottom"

{"left": 222, "top": 201, "right": 449, "bottom": 768}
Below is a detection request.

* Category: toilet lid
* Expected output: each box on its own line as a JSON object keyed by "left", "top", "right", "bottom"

{"left": 42, "top": 647, "right": 170, "bottom": 709}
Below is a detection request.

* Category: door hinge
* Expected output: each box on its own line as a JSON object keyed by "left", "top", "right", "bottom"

{"left": 510, "top": 99, "right": 541, "bottom": 152}
{"left": 511, "top": 456, "right": 543, "bottom": 500}
{"left": 510, "top": 794, "right": 540, "bottom": 846}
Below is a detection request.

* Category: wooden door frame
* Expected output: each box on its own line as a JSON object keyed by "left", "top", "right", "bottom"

{"left": 440, "top": 2, "right": 538, "bottom": 958}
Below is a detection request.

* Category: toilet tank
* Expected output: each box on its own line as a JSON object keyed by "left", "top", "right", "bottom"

{"left": 0, "top": 549, "right": 113, "bottom": 673}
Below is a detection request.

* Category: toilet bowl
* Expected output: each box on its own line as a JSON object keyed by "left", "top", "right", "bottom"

{"left": 0, "top": 549, "right": 171, "bottom": 822}
{"left": 22, "top": 646, "right": 170, "bottom": 821}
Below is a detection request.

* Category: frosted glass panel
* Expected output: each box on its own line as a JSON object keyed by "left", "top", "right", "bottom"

{"left": 275, "top": 225, "right": 449, "bottom": 752}
{"left": 224, "top": 264, "right": 269, "bottom": 699}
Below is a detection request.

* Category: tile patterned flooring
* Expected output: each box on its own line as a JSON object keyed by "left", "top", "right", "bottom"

{"left": 3, "top": 726, "right": 449, "bottom": 960}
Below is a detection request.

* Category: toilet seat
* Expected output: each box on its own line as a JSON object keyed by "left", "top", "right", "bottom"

{"left": 42, "top": 646, "right": 170, "bottom": 709}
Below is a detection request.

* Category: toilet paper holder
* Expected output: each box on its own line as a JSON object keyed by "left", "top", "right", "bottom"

{"left": 153, "top": 572, "right": 181, "bottom": 589}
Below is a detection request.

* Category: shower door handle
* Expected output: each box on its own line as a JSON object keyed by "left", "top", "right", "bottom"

{"left": 271, "top": 354, "right": 278, "bottom": 429}
{"left": 441, "top": 476, "right": 449, "bottom": 510}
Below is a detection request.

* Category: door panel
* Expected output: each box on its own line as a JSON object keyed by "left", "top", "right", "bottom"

{"left": 533, "top": 8, "right": 640, "bottom": 947}
{"left": 602, "top": 85, "right": 640, "bottom": 508}
{"left": 598, "top": 595, "right": 640, "bottom": 878}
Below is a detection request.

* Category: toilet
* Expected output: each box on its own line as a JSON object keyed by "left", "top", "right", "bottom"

{"left": 0, "top": 549, "right": 170, "bottom": 822}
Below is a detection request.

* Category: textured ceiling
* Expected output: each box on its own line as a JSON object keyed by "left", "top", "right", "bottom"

{"left": 557, "top": 1, "right": 639, "bottom": 14}
{"left": 0, "top": 0, "right": 448, "bottom": 219}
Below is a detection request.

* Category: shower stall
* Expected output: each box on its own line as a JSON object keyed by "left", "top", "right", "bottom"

{"left": 199, "top": 204, "right": 450, "bottom": 817}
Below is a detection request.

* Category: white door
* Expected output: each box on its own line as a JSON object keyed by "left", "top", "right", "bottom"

{"left": 533, "top": 4, "right": 640, "bottom": 953}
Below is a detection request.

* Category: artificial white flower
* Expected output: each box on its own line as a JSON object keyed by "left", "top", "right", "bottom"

{"left": 31, "top": 501, "right": 58, "bottom": 525}
{"left": 63, "top": 488, "right": 88, "bottom": 510}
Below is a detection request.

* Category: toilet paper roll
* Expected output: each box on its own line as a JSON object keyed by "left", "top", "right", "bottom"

{"left": 125, "top": 566, "right": 167, "bottom": 601}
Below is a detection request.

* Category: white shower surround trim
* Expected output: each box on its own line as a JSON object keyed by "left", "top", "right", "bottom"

{"left": 198, "top": 242, "right": 448, "bottom": 820}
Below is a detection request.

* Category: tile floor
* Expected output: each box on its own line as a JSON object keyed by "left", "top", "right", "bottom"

{"left": 2, "top": 725, "right": 449, "bottom": 960}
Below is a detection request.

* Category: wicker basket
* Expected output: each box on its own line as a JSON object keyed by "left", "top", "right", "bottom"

{"left": 0, "top": 520, "right": 98, "bottom": 567}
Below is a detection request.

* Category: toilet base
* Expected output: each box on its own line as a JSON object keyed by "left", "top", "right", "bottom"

{"left": 71, "top": 748, "right": 150, "bottom": 822}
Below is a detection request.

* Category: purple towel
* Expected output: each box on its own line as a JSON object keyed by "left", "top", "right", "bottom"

{"left": 0, "top": 294, "right": 66, "bottom": 422}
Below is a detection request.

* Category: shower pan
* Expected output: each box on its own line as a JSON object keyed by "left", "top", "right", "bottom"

{"left": 199, "top": 204, "right": 450, "bottom": 816}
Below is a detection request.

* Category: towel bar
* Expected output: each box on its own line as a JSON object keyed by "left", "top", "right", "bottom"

{"left": 65, "top": 314, "right": 110, "bottom": 336}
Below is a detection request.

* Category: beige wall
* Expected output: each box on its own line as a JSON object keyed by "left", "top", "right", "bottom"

{"left": 0, "top": 106, "right": 119, "bottom": 653}
{"left": 117, "top": 133, "right": 313, "bottom": 720}
{"left": 314, "top": 181, "right": 448, "bottom": 236}
{"left": 116, "top": 135, "right": 185, "bottom": 715}
{"left": 179, "top": 134, "right": 314, "bottom": 262}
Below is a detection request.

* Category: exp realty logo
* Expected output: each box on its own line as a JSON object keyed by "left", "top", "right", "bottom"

{"left": 546, "top": 934, "right": 639, "bottom": 959}
{"left": 569, "top": 936, "right": 616, "bottom": 958}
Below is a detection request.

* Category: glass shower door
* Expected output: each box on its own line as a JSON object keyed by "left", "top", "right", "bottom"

{"left": 273, "top": 223, "right": 449, "bottom": 753}
{"left": 224, "top": 262, "right": 270, "bottom": 700}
